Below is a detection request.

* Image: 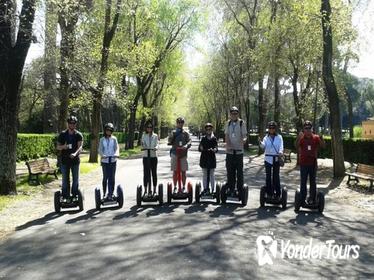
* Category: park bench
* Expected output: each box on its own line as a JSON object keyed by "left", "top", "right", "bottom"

{"left": 25, "top": 158, "right": 58, "bottom": 185}
{"left": 345, "top": 163, "right": 374, "bottom": 190}
{"left": 283, "top": 149, "right": 292, "bottom": 163}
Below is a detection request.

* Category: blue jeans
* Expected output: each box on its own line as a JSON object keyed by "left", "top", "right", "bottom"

{"left": 265, "top": 161, "right": 280, "bottom": 196}
{"left": 300, "top": 165, "right": 317, "bottom": 202}
{"left": 102, "top": 162, "right": 117, "bottom": 197}
{"left": 61, "top": 163, "right": 80, "bottom": 198}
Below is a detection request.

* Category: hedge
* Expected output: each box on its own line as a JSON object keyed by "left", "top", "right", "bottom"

{"left": 17, "top": 132, "right": 127, "bottom": 161}
{"left": 17, "top": 134, "right": 56, "bottom": 161}
{"left": 249, "top": 134, "right": 374, "bottom": 165}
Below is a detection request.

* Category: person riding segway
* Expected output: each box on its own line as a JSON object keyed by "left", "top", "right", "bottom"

{"left": 167, "top": 117, "right": 193, "bottom": 203}
{"left": 55, "top": 116, "right": 84, "bottom": 212}
{"left": 95, "top": 122, "right": 124, "bottom": 210}
{"left": 258, "top": 121, "right": 287, "bottom": 209}
{"left": 195, "top": 123, "right": 221, "bottom": 203}
{"left": 221, "top": 107, "right": 249, "bottom": 206}
{"left": 294, "top": 120, "right": 326, "bottom": 213}
{"left": 136, "top": 121, "right": 163, "bottom": 206}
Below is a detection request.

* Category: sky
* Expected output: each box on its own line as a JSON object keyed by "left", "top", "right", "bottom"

{"left": 26, "top": 1, "right": 374, "bottom": 80}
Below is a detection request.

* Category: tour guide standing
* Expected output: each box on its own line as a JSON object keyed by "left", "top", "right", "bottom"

{"left": 295, "top": 120, "right": 325, "bottom": 204}
{"left": 57, "top": 116, "right": 83, "bottom": 201}
{"left": 224, "top": 106, "right": 247, "bottom": 195}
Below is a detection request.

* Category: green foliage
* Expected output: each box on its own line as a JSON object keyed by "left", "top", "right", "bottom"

{"left": 17, "top": 134, "right": 56, "bottom": 161}
{"left": 353, "top": 126, "right": 362, "bottom": 138}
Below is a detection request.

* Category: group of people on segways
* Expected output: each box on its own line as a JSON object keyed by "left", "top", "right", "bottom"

{"left": 55, "top": 107, "right": 326, "bottom": 213}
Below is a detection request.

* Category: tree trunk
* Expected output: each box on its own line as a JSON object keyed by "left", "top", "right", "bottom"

{"left": 0, "top": 0, "right": 37, "bottom": 195}
{"left": 321, "top": 0, "right": 345, "bottom": 178}
{"left": 291, "top": 65, "right": 303, "bottom": 131}
{"left": 89, "top": 0, "right": 122, "bottom": 163}
{"left": 346, "top": 91, "right": 354, "bottom": 138}
{"left": 43, "top": 0, "right": 58, "bottom": 133}
{"left": 274, "top": 75, "right": 280, "bottom": 126}
{"left": 258, "top": 78, "right": 266, "bottom": 155}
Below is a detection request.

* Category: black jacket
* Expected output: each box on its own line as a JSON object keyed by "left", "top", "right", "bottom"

{"left": 199, "top": 135, "right": 218, "bottom": 169}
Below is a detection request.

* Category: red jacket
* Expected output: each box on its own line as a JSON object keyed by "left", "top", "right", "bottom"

{"left": 298, "top": 134, "right": 322, "bottom": 166}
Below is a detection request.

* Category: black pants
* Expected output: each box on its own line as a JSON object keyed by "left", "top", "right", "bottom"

{"left": 265, "top": 161, "right": 280, "bottom": 196}
{"left": 300, "top": 164, "right": 317, "bottom": 202}
{"left": 226, "top": 153, "right": 243, "bottom": 192}
{"left": 143, "top": 157, "right": 158, "bottom": 189}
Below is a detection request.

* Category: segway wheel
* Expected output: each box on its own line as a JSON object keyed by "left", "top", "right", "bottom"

{"left": 221, "top": 183, "right": 227, "bottom": 204}
{"left": 54, "top": 191, "right": 61, "bottom": 213}
{"left": 187, "top": 182, "right": 193, "bottom": 204}
{"left": 195, "top": 182, "right": 201, "bottom": 203}
{"left": 241, "top": 184, "right": 249, "bottom": 207}
{"left": 260, "top": 186, "right": 266, "bottom": 207}
{"left": 117, "top": 185, "right": 124, "bottom": 208}
{"left": 136, "top": 185, "right": 142, "bottom": 207}
{"left": 215, "top": 183, "right": 221, "bottom": 204}
{"left": 95, "top": 188, "right": 101, "bottom": 210}
{"left": 158, "top": 184, "right": 163, "bottom": 205}
{"left": 318, "top": 192, "right": 325, "bottom": 213}
{"left": 77, "top": 190, "right": 84, "bottom": 211}
{"left": 294, "top": 190, "right": 301, "bottom": 213}
{"left": 281, "top": 187, "right": 288, "bottom": 209}
{"left": 167, "top": 183, "right": 172, "bottom": 203}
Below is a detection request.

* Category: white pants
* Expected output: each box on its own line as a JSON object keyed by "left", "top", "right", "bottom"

{"left": 202, "top": 168, "right": 215, "bottom": 190}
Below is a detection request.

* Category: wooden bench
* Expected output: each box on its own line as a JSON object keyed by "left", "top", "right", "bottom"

{"left": 345, "top": 163, "right": 374, "bottom": 190}
{"left": 283, "top": 149, "right": 292, "bottom": 163}
{"left": 26, "top": 158, "right": 58, "bottom": 185}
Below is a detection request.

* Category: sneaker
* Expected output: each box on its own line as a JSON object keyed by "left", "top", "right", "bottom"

{"left": 182, "top": 186, "right": 186, "bottom": 193}
{"left": 173, "top": 187, "right": 177, "bottom": 193}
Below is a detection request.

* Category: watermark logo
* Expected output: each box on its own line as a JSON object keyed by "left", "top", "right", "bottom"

{"left": 256, "top": 233, "right": 360, "bottom": 266}
{"left": 256, "top": 232, "right": 277, "bottom": 266}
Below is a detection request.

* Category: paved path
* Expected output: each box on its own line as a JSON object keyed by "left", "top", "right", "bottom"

{"left": 0, "top": 137, "right": 373, "bottom": 279}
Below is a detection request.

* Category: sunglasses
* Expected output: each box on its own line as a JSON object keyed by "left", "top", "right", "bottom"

{"left": 68, "top": 122, "right": 77, "bottom": 125}
{"left": 269, "top": 127, "right": 275, "bottom": 129}
{"left": 304, "top": 127, "right": 312, "bottom": 130}
{"left": 147, "top": 126, "right": 153, "bottom": 129}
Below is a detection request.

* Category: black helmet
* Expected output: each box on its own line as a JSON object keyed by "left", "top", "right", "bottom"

{"left": 104, "top": 122, "right": 114, "bottom": 131}
{"left": 268, "top": 121, "right": 277, "bottom": 128}
{"left": 303, "top": 120, "right": 313, "bottom": 129}
{"left": 205, "top": 123, "right": 213, "bottom": 129}
{"left": 230, "top": 106, "right": 239, "bottom": 113}
{"left": 176, "top": 117, "right": 185, "bottom": 123}
{"left": 67, "top": 116, "right": 78, "bottom": 124}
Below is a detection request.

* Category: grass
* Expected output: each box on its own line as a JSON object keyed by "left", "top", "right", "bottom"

{"left": 119, "top": 146, "right": 142, "bottom": 158}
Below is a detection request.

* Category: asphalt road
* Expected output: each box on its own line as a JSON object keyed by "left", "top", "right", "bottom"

{"left": 0, "top": 137, "right": 373, "bottom": 280}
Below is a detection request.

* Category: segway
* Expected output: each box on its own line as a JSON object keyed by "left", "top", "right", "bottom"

{"left": 220, "top": 183, "right": 249, "bottom": 207}
{"left": 54, "top": 187, "right": 84, "bottom": 213}
{"left": 136, "top": 148, "right": 163, "bottom": 206}
{"left": 259, "top": 186, "right": 287, "bottom": 209}
{"left": 167, "top": 147, "right": 193, "bottom": 204}
{"left": 95, "top": 184, "right": 124, "bottom": 210}
{"left": 195, "top": 168, "right": 221, "bottom": 204}
{"left": 294, "top": 189, "right": 325, "bottom": 213}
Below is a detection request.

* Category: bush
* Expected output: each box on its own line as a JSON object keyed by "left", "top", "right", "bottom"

{"left": 17, "top": 134, "right": 56, "bottom": 161}
{"left": 249, "top": 133, "right": 374, "bottom": 165}
{"left": 353, "top": 126, "right": 362, "bottom": 138}
{"left": 17, "top": 132, "right": 127, "bottom": 160}
{"left": 82, "top": 132, "right": 127, "bottom": 149}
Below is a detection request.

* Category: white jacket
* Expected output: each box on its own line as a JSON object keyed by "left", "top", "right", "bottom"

{"left": 99, "top": 136, "right": 120, "bottom": 163}
{"left": 141, "top": 133, "right": 159, "bottom": 158}
{"left": 260, "top": 134, "right": 284, "bottom": 165}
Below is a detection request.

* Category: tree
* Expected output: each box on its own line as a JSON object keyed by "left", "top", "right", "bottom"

{"left": 321, "top": 0, "right": 345, "bottom": 177}
{"left": 0, "top": 0, "right": 37, "bottom": 194}
{"left": 89, "top": 0, "right": 122, "bottom": 163}
{"left": 43, "top": 0, "right": 58, "bottom": 133}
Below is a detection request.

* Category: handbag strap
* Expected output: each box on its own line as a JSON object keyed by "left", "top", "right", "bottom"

{"left": 269, "top": 136, "right": 280, "bottom": 155}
